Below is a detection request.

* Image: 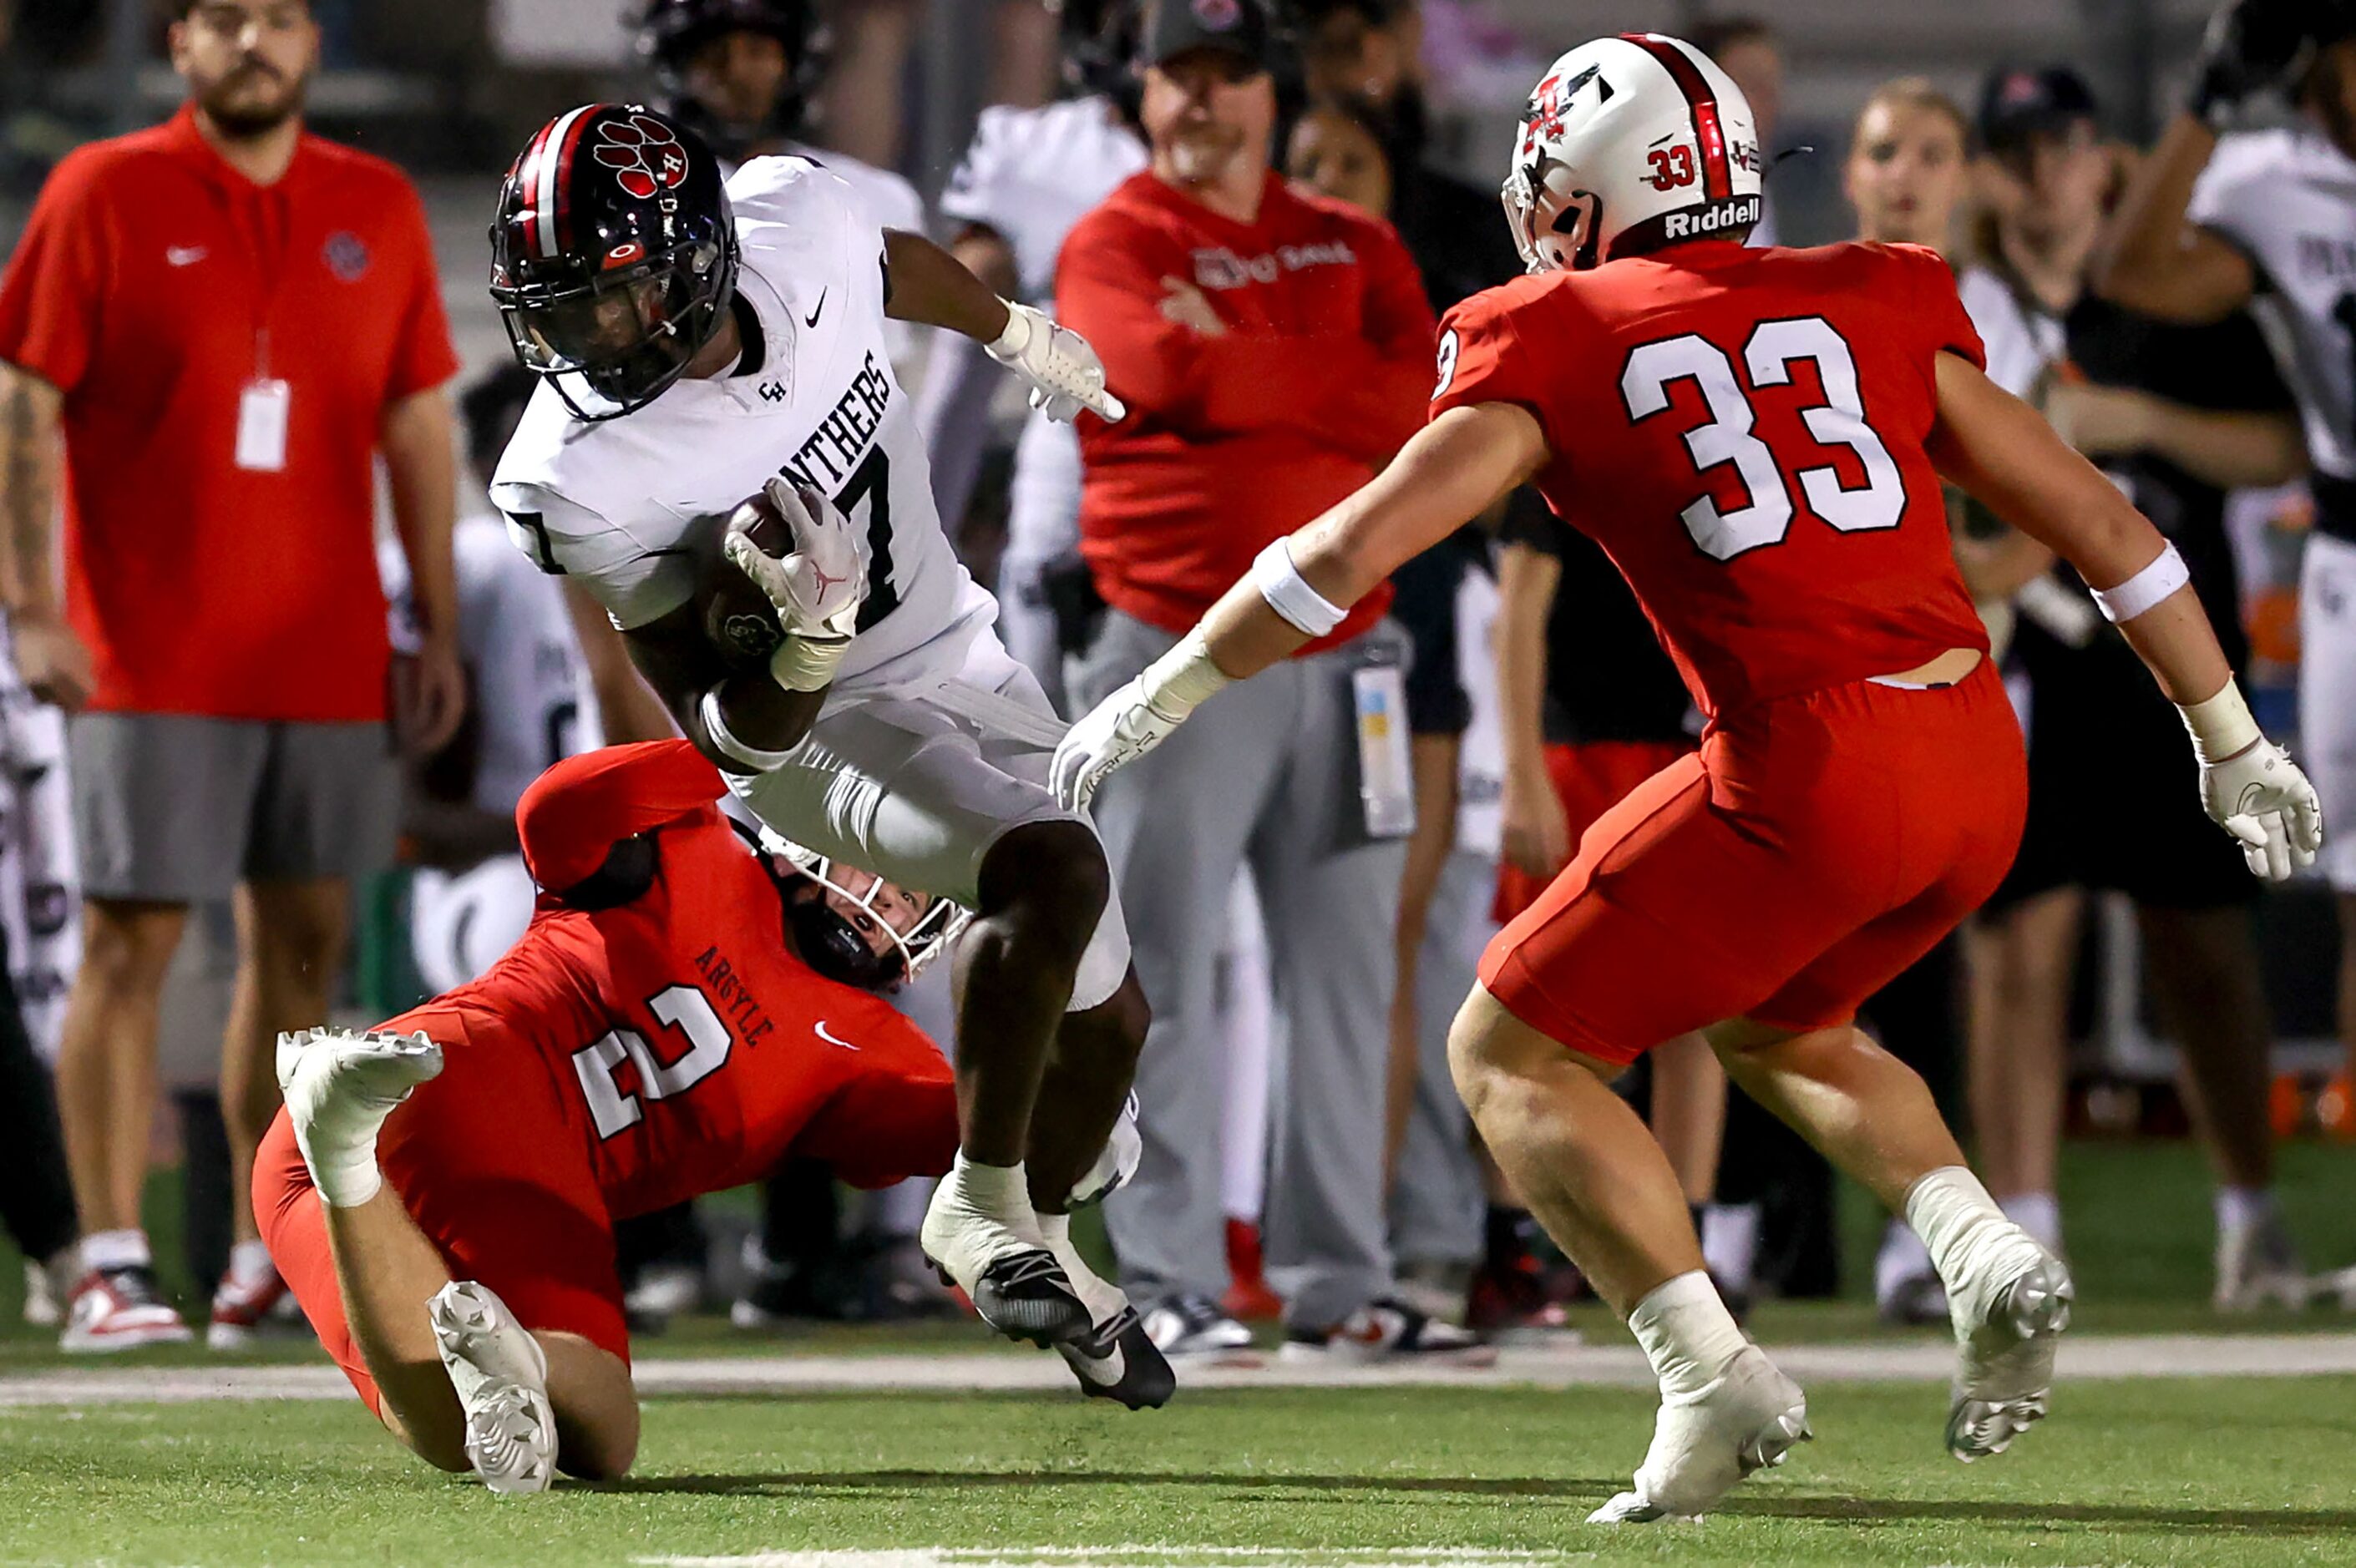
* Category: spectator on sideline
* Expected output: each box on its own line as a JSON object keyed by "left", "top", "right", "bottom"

{"left": 1286, "top": 91, "right": 1492, "bottom": 1321}
{"left": 0, "top": 0, "right": 463, "bottom": 1349}
{"left": 386, "top": 365, "right": 598, "bottom": 996}
{"left": 1958, "top": 66, "right": 2311, "bottom": 1308}
{"left": 1060, "top": 0, "right": 1477, "bottom": 1361}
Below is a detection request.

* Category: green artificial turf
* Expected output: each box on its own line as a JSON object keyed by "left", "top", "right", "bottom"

{"left": 3, "top": 1380, "right": 2353, "bottom": 1567}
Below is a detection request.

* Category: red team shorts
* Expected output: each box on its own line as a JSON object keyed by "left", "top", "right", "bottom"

{"left": 257, "top": 999, "right": 956, "bottom": 1417}
{"left": 1492, "top": 738, "right": 1697, "bottom": 924}
{"left": 1478, "top": 664, "right": 2026, "bottom": 1065}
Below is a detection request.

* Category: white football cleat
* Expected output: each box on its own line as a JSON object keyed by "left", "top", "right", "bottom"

{"left": 428, "top": 1281, "right": 556, "bottom": 1496}
{"left": 1946, "top": 1245, "right": 2074, "bottom": 1461}
{"left": 276, "top": 1028, "right": 443, "bottom": 1204}
{"left": 1589, "top": 1346, "right": 1811, "bottom": 1524}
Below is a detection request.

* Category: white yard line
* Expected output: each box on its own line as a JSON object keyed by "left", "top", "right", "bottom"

{"left": 633, "top": 1555, "right": 1584, "bottom": 1568}
{"left": 3, "top": 1333, "right": 2356, "bottom": 1408}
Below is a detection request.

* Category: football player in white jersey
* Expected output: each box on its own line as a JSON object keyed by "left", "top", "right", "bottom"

{"left": 920, "top": 0, "right": 1148, "bottom": 698}
{"left": 2099, "top": 0, "right": 2356, "bottom": 1081}
{"left": 484, "top": 104, "right": 1156, "bottom": 1380}
{"left": 384, "top": 366, "right": 600, "bottom": 994}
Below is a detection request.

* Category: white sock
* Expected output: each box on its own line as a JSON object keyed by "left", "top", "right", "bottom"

{"left": 1036, "top": 1212, "right": 1128, "bottom": 1326}
{"left": 1700, "top": 1204, "right": 1760, "bottom": 1293}
{"left": 1874, "top": 1218, "right": 1936, "bottom": 1300}
{"left": 227, "top": 1238, "right": 277, "bottom": 1287}
{"left": 1995, "top": 1190, "right": 2062, "bottom": 1253}
{"left": 944, "top": 1153, "right": 1036, "bottom": 1232}
{"left": 2215, "top": 1185, "right": 2276, "bottom": 1234}
{"left": 1628, "top": 1270, "right": 1749, "bottom": 1399}
{"left": 81, "top": 1228, "right": 149, "bottom": 1273}
{"left": 1908, "top": 1168, "right": 2047, "bottom": 1311}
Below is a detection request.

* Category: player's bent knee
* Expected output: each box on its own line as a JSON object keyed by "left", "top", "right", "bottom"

{"left": 979, "top": 820, "right": 1111, "bottom": 940}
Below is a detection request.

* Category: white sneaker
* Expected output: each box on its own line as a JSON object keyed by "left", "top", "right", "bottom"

{"left": 23, "top": 1259, "right": 62, "bottom": 1328}
{"left": 2215, "top": 1212, "right": 2308, "bottom": 1312}
{"left": 1590, "top": 1346, "right": 1811, "bottom": 1523}
{"left": 1142, "top": 1292, "right": 1258, "bottom": 1360}
{"left": 428, "top": 1281, "right": 557, "bottom": 1496}
{"left": 919, "top": 1179, "right": 1088, "bottom": 1348}
{"left": 1946, "top": 1244, "right": 2073, "bottom": 1461}
{"left": 1280, "top": 1299, "right": 1496, "bottom": 1367}
{"left": 276, "top": 1028, "right": 442, "bottom": 1201}
{"left": 60, "top": 1266, "right": 194, "bottom": 1353}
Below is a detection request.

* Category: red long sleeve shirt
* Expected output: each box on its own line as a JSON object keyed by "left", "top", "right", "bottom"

{"left": 1057, "top": 170, "right": 1435, "bottom": 648}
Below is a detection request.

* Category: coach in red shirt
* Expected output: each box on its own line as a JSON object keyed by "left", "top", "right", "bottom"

{"left": 1058, "top": 0, "right": 1472, "bottom": 1361}
{"left": 0, "top": 0, "right": 464, "bottom": 1349}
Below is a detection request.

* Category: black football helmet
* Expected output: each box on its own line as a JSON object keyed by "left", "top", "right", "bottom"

{"left": 489, "top": 104, "right": 737, "bottom": 422}
{"left": 1052, "top": 0, "right": 1142, "bottom": 104}
{"left": 632, "top": 0, "right": 825, "bottom": 163}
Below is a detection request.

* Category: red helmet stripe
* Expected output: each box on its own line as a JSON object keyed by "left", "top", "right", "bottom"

{"left": 1620, "top": 33, "right": 1734, "bottom": 202}
{"left": 528, "top": 104, "right": 595, "bottom": 259}
{"left": 549, "top": 104, "right": 605, "bottom": 259}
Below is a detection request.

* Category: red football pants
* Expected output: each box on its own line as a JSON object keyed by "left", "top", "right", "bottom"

{"left": 1479, "top": 665, "right": 2026, "bottom": 1065}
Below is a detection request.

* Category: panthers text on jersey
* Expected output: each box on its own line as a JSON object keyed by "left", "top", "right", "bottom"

{"left": 490, "top": 154, "right": 991, "bottom": 695}
{"left": 1432, "top": 239, "right": 1990, "bottom": 716}
{"left": 2191, "top": 126, "right": 2356, "bottom": 496}
{"left": 257, "top": 740, "right": 958, "bottom": 1404}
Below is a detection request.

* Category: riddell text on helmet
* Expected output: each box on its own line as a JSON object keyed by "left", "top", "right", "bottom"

{"left": 1664, "top": 195, "right": 1763, "bottom": 240}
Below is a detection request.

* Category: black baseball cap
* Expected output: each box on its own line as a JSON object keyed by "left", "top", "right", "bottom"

{"left": 1978, "top": 64, "right": 2100, "bottom": 153}
{"left": 1140, "top": 0, "right": 1277, "bottom": 73}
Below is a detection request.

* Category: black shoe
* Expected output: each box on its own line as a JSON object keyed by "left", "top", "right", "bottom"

{"left": 1058, "top": 1304, "right": 1177, "bottom": 1409}
{"left": 950, "top": 1247, "right": 1092, "bottom": 1347}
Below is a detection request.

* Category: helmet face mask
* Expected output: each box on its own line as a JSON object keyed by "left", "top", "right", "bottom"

{"left": 1502, "top": 34, "right": 1763, "bottom": 275}
{"left": 489, "top": 105, "right": 738, "bottom": 422}
{"left": 759, "top": 832, "right": 971, "bottom": 991}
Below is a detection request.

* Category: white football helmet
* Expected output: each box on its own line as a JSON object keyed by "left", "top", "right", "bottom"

{"left": 1503, "top": 33, "right": 1764, "bottom": 274}
{"left": 759, "top": 828, "right": 971, "bottom": 989}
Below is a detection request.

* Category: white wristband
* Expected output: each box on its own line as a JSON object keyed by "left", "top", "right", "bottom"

{"left": 1251, "top": 539, "right": 1347, "bottom": 638}
{"left": 2177, "top": 679, "right": 2262, "bottom": 765}
{"left": 1135, "top": 627, "right": 1233, "bottom": 721}
{"left": 2091, "top": 543, "right": 2190, "bottom": 624}
{"left": 699, "top": 687, "right": 797, "bottom": 771}
{"left": 989, "top": 301, "right": 1038, "bottom": 358}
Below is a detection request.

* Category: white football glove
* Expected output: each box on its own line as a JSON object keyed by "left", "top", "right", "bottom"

{"left": 1049, "top": 676, "right": 1187, "bottom": 809}
{"left": 986, "top": 301, "right": 1126, "bottom": 425}
{"left": 723, "top": 476, "right": 866, "bottom": 640}
{"left": 2201, "top": 736, "right": 2324, "bottom": 883}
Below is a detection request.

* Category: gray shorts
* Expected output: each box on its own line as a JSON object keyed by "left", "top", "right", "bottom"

{"left": 68, "top": 712, "right": 402, "bottom": 903}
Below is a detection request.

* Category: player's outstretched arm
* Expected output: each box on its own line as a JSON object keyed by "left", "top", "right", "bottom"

{"left": 1928, "top": 350, "right": 2321, "bottom": 878}
{"left": 1049, "top": 403, "right": 1544, "bottom": 807}
{"left": 880, "top": 229, "right": 1123, "bottom": 423}
{"left": 2090, "top": 114, "right": 2254, "bottom": 325}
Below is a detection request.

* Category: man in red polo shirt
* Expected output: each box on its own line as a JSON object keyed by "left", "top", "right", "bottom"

{"left": 0, "top": 0, "right": 464, "bottom": 1350}
{"left": 1058, "top": 0, "right": 1480, "bottom": 1363}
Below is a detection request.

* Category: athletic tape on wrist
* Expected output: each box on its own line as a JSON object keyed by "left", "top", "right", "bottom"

{"left": 768, "top": 631, "right": 849, "bottom": 693}
{"left": 990, "top": 301, "right": 1036, "bottom": 358}
{"left": 2092, "top": 543, "right": 2190, "bottom": 624}
{"left": 1251, "top": 539, "right": 1347, "bottom": 638}
{"left": 2177, "top": 679, "right": 2263, "bottom": 765}
{"left": 699, "top": 687, "right": 797, "bottom": 771}
{"left": 1137, "top": 626, "right": 1232, "bottom": 719}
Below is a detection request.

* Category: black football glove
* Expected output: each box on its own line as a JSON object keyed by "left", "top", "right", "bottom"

{"left": 2191, "top": 0, "right": 2322, "bottom": 126}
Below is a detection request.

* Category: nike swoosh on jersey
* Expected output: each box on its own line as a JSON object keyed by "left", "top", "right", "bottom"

{"left": 803, "top": 288, "right": 827, "bottom": 329}
{"left": 166, "top": 246, "right": 208, "bottom": 266}
{"left": 813, "top": 1020, "right": 859, "bottom": 1051}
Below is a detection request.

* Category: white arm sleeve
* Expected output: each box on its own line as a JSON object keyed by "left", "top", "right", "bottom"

{"left": 489, "top": 482, "right": 697, "bottom": 631}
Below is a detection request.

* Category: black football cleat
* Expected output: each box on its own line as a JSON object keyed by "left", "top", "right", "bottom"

{"left": 1057, "top": 1305, "right": 1177, "bottom": 1409}
{"left": 930, "top": 1245, "right": 1093, "bottom": 1348}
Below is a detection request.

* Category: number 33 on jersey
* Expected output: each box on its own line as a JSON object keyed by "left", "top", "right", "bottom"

{"left": 489, "top": 155, "right": 986, "bottom": 694}
{"left": 1433, "top": 237, "right": 1991, "bottom": 717}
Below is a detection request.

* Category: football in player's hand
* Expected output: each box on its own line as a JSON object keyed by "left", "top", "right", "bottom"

{"left": 690, "top": 498, "right": 789, "bottom": 672}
